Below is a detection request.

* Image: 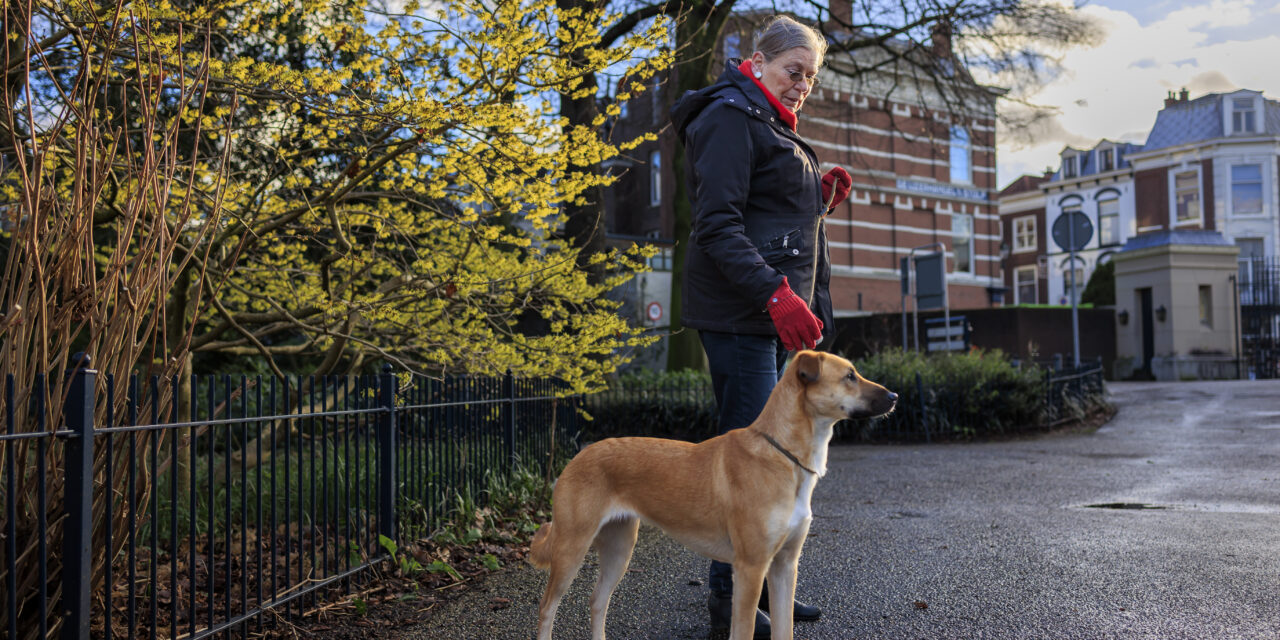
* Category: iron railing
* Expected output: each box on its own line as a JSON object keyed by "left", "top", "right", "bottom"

{"left": 1239, "top": 257, "right": 1280, "bottom": 379}
{"left": 1, "top": 358, "right": 577, "bottom": 640}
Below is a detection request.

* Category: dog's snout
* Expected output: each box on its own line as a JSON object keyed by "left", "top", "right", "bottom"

{"left": 887, "top": 391, "right": 898, "bottom": 403}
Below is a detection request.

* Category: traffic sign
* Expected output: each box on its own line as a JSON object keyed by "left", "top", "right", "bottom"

{"left": 1052, "top": 211, "right": 1093, "bottom": 252}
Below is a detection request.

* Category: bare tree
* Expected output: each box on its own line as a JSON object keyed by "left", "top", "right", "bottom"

{"left": 0, "top": 3, "right": 230, "bottom": 636}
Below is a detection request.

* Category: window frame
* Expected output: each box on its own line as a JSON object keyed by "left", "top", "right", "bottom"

{"left": 1059, "top": 256, "right": 1086, "bottom": 305}
{"left": 1013, "top": 216, "right": 1037, "bottom": 253}
{"left": 952, "top": 212, "right": 974, "bottom": 274}
{"left": 1099, "top": 148, "right": 1114, "bottom": 172}
{"left": 1198, "top": 284, "right": 1213, "bottom": 327}
{"left": 1169, "top": 166, "right": 1203, "bottom": 227}
{"left": 1097, "top": 193, "right": 1121, "bottom": 247}
{"left": 1232, "top": 97, "right": 1257, "bottom": 134}
{"left": 1230, "top": 163, "right": 1264, "bottom": 216}
{"left": 1062, "top": 155, "right": 1077, "bottom": 179}
{"left": 649, "top": 149, "right": 662, "bottom": 207}
{"left": 949, "top": 126, "right": 972, "bottom": 185}
{"left": 1014, "top": 265, "right": 1038, "bottom": 305}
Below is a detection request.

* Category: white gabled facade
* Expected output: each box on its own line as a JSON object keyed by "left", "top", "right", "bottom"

{"left": 1041, "top": 141, "right": 1143, "bottom": 305}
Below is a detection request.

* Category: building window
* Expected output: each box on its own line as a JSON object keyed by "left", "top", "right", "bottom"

{"left": 1013, "top": 216, "right": 1036, "bottom": 252}
{"left": 1232, "top": 98, "right": 1256, "bottom": 134}
{"left": 1098, "top": 195, "right": 1121, "bottom": 246}
{"left": 1173, "top": 169, "right": 1200, "bottom": 224}
{"left": 648, "top": 246, "right": 673, "bottom": 271}
{"left": 952, "top": 213, "right": 972, "bottom": 273}
{"left": 1061, "top": 258, "right": 1085, "bottom": 305}
{"left": 949, "top": 126, "right": 971, "bottom": 184}
{"left": 1198, "top": 285, "right": 1213, "bottom": 327}
{"left": 1015, "top": 266, "right": 1037, "bottom": 305}
{"left": 651, "top": 76, "right": 661, "bottom": 125}
{"left": 1061, "top": 198, "right": 1083, "bottom": 229}
{"left": 1237, "top": 238, "right": 1265, "bottom": 304}
{"left": 649, "top": 150, "right": 661, "bottom": 207}
{"left": 1231, "top": 164, "right": 1263, "bottom": 215}
{"left": 1099, "top": 148, "right": 1114, "bottom": 172}
{"left": 1062, "top": 155, "right": 1077, "bottom": 179}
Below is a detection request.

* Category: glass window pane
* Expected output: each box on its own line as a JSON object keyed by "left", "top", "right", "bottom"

{"left": 949, "top": 126, "right": 970, "bottom": 184}
{"left": 1233, "top": 183, "right": 1263, "bottom": 214}
{"left": 1175, "top": 171, "right": 1199, "bottom": 221}
{"left": 1232, "top": 164, "right": 1261, "bottom": 181}
{"left": 953, "top": 214, "right": 972, "bottom": 272}
{"left": 1015, "top": 267, "right": 1036, "bottom": 304}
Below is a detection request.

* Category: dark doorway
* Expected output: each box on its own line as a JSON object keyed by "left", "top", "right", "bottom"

{"left": 1139, "top": 287, "right": 1154, "bottom": 376}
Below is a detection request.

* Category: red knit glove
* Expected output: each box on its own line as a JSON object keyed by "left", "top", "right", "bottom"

{"left": 821, "top": 167, "right": 852, "bottom": 211}
{"left": 766, "top": 278, "right": 823, "bottom": 351}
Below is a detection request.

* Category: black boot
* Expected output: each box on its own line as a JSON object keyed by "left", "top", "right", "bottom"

{"left": 707, "top": 592, "right": 771, "bottom": 639}
{"left": 758, "top": 582, "right": 822, "bottom": 621}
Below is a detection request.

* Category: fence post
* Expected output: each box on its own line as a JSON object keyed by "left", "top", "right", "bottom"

{"left": 377, "top": 364, "right": 397, "bottom": 543}
{"left": 502, "top": 370, "right": 516, "bottom": 469}
{"left": 62, "top": 353, "right": 95, "bottom": 640}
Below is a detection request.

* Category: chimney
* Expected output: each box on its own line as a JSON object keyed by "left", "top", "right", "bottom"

{"left": 1164, "top": 91, "right": 1178, "bottom": 108}
{"left": 930, "top": 20, "right": 953, "bottom": 59}
{"left": 1178, "top": 87, "right": 1189, "bottom": 102}
{"left": 829, "top": 0, "right": 852, "bottom": 28}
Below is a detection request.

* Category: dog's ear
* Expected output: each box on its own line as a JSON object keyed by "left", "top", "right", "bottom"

{"left": 793, "top": 351, "right": 821, "bottom": 386}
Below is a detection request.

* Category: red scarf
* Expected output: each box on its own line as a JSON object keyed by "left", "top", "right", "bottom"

{"left": 738, "top": 59, "right": 797, "bottom": 131}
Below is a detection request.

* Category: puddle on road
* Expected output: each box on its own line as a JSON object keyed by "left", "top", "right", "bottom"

{"left": 1084, "top": 502, "right": 1167, "bottom": 510}
{"left": 1079, "top": 502, "right": 1280, "bottom": 513}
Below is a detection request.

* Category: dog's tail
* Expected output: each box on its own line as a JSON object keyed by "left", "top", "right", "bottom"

{"left": 528, "top": 521, "right": 554, "bottom": 569}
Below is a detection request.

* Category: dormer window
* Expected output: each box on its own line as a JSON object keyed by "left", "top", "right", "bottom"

{"left": 1232, "top": 98, "right": 1256, "bottom": 134}
{"left": 1099, "top": 148, "right": 1114, "bottom": 172}
{"left": 1062, "top": 155, "right": 1077, "bottom": 179}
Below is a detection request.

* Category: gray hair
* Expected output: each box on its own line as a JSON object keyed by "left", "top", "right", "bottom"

{"left": 754, "top": 15, "right": 828, "bottom": 66}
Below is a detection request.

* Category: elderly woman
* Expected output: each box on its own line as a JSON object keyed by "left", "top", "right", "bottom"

{"left": 670, "top": 14, "right": 852, "bottom": 637}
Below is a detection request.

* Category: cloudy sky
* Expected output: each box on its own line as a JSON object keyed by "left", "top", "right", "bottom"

{"left": 995, "top": 0, "right": 1280, "bottom": 190}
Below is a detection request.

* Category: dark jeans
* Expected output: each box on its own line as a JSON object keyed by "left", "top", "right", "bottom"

{"left": 699, "top": 330, "right": 787, "bottom": 597}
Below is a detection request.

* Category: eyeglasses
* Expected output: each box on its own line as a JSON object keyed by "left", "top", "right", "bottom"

{"left": 784, "top": 68, "right": 819, "bottom": 88}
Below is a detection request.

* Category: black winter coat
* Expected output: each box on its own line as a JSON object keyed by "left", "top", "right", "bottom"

{"left": 671, "top": 62, "right": 833, "bottom": 336}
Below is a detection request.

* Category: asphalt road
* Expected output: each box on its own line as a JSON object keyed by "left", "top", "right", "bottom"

{"left": 403, "top": 380, "right": 1280, "bottom": 639}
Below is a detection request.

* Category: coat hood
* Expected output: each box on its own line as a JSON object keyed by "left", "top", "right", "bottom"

{"left": 671, "top": 60, "right": 776, "bottom": 140}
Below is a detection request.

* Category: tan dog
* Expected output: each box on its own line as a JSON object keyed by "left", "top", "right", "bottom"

{"left": 529, "top": 350, "right": 897, "bottom": 640}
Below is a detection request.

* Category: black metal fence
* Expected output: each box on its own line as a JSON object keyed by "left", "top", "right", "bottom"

{"left": 1041, "top": 363, "right": 1108, "bottom": 425}
{"left": 1239, "top": 256, "right": 1280, "bottom": 379}
{"left": 1, "top": 359, "right": 576, "bottom": 640}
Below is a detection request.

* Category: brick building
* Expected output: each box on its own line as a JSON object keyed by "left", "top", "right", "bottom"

{"left": 603, "top": 11, "right": 1008, "bottom": 349}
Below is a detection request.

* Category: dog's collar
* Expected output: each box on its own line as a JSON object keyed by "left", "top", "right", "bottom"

{"left": 758, "top": 432, "right": 817, "bottom": 475}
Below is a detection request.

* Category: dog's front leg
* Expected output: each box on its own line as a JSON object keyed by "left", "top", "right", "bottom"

{"left": 765, "top": 541, "right": 805, "bottom": 640}
{"left": 729, "top": 563, "right": 767, "bottom": 640}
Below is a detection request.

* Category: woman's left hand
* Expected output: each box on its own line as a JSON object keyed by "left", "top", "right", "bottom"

{"left": 821, "top": 167, "right": 852, "bottom": 212}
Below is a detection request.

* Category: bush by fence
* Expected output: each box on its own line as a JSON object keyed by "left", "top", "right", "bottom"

{"left": 580, "top": 369, "right": 717, "bottom": 443}
{"left": 584, "top": 349, "right": 1108, "bottom": 444}
{"left": 837, "top": 349, "right": 1102, "bottom": 442}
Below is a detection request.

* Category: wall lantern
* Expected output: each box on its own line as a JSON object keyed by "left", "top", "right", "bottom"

{"left": 1155, "top": 305, "right": 1167, "bottom": 322}
{"left": 1117, "top": 310, "right": 1129, "bottom": 325}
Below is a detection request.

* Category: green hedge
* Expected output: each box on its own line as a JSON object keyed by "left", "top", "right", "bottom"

{"left": 839, "top": 348, "right": 1049, "bottom": 441}
{"left": 579, "top": 349, "right": 1102, "bottom": 444}
{"left": 579, "top": 369, "right": 718, "bottom": 443}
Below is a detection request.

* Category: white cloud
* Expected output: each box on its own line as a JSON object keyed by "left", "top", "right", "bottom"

{"left": 996, "top": 0, "right": 1280, "bottom": 189}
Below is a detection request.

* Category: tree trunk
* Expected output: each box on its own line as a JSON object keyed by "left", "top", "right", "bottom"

{"left": 558, "top": 0, "right": 607, "bottom": 284}
{"left": 667, "top": 7, "right": 734, "bottom": 371}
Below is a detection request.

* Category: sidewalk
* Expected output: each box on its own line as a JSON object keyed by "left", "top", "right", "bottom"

{"left": 401, "top": 380, "right": 1280, "bottom": 639}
